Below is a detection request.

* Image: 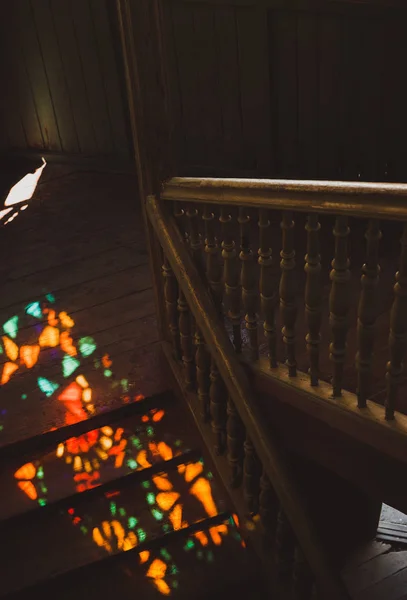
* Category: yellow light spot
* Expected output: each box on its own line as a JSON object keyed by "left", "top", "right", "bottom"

{"left": 76, "top": 375, "right": 89, "bottom": 388}
{"left": 136, "top": 449, "right": 152, "bottom": 469}
{"left": 123, "top": 531, "right": 138, "bottom": 551}
{"left": 169, "top": 503, "right": 182, "bottom": 530}
{"left": 14, "top": 462, "right": 36, "bottom": 480}
{"left": 17, "top": 480, "right": 37, "bottom": 500}
{"left": 56, "top": 443, "right": 64, "bottom": 458}
{"left": 111, "top": 520, "right": 125, "bottom": 549}
{"left": 87, "top": 403, "right": 95, "bottom": 415}
{"left": 93, "top": 527, "right": 112, "bottom": 553}
{"left": 66, "top": 455, "right": 72, "bottom": 464}
{"left": 101, "top": 426, "right": 113, "bottom": 436}
{"left": 194, "top": 530, "right": 209, "bottom": 546}
{"left": 84, "top": 459, "right": 92, "bottom": 473}
{"left": 20, "top": 345, "right": 40, "bottom": 368}
{"left": 39, "top": 326, "right": 59, "bottom": 348}
{"left": 139, "top": 550, "right": 150, "bottom": 564}
{"left": 184, "top": 462, "right": 203, "bottom": 482}
{"left": 190, "top": 478, "right": 217, "bottom": 517}
{"left": 3, "top": 336, "right": 18, "bottom": 361}
{"left": 92, "top": 458, "right": 100, "bottom": 469}
{"left": 59, "top": 311, "right": 75, "bottom": 328}
{"left": 96, "top": 448, "right": 108, "bottom": 461}
{"left": 152, "top": 475, "right": 173, "bottom": 491}
{"left": 73, "top": 456, "right": 83, "bottom": 472}
{"left": 156, "top": 491, "right": 180, "bottom": 512}
{"left": 102, "top": 521, "right": 112, "bottom": 539}
{"left": 157, "top": 442, "right": 173, "bottom": 462}
{"left": 100, "top": 436, "right": 113, "bottom": 450}
{"left": 1, "top": 361, "right": 18, "bottom": 384}
{"left": 209, "top": 523, "right": 228, "bottom": 545}
{"left": 147, "top": 558, "right": 167, "bottom": 580}
{"left": 82, "top": 388, "right": 92, "bottom": 403}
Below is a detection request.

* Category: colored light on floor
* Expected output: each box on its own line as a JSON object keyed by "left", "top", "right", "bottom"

{"left": 59, "top": 311, "right": 75, "bottom": 329}
{"left": 17, "top": 480, "right": 37, "bottom": 500}
{"left": 3, "top": 316, "right": 18, "bottom": 339}
{"left": 1, "top": 362, "right": 18, "bottom": 385}
{"left": 78, "top": 337, "right": 97, "bottom": 357}
{"left": 38, "top": 377, "right": 59, "bottom": 397}
{"left": 104, "top": 369, "right": 112, "bottom": 378}
{"left": 62, "top": 354, "right": 80, "bottom": 378}
{"left": 190, "top": 478, "right": 217, "bottom": 518}
{"left": 146, "top": 492, "right": 156, "bottom": 505}
{"left": 156, "top": 492, "right": 179, "bottom": 512}
{"left": 14, "top": 462, "right": 36, "bottom": 480}
{"left": 127, "top": 459, "right": 138, "bottom": 470}
{"left": 39, "top": 326, "right": 60, "bottom": 348}
{"left": 60, "top": 331, "right": 77, "bottom": 357}
{"left": 25, "top": 302, "right": 42, "bottom": 319}
{"left": 151, "top": 508, "right": 164, "bottom": 521}
{"left": 20, "top": 344, "right": 40, "bottom": 368}
{"left": 46, "top": 294, "right": 55, "bottom": 303}
{"left": 137, "top": 528, "right": 147, "bottom": 542}
{"left": 3, "top": 336, "right": 19, "bottom": 361}
{"left": 128, "top": 516, "right": 138, "bottom": 529}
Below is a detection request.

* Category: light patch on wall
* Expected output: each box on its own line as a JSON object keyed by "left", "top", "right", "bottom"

{"left": 1, "top": 158, "right": 46, "bottom": 226}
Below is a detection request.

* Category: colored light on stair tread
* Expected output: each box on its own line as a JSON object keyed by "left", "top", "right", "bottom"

{"left": 17, "top": 481, "right": 37, "bottom": 500}
{"left": 60, "top": 331, "right": 77, "bottom": 357}
{"left": 79, "top": 337, "right": 97, "bottom": 357}
{"left": 128, "top": 517, "right": 138, "bottom": 529}
{"left": 156, "top": 492, "right": 179, "bottom": 511}
{"left": 152, "top": 508, "right": 164, "bottom": 521}
{"left": 104, "top": 369, "right": 112, "bottom": 378}
{"left": 3, "top": 316, "right": 18, "bottom": 339}
{"left": 39, "top": 326, "right": 59, "bottom": 348}
{"left": 3, "top": 336, "right": 18, "bottom": 361}
{"left": 46, "top": 293, "right": 55, "bottom": 303}
{"left": 14, "top": 462, "right": 36, "bottom": 480}
{"left": 38, "top": 377, "right": 59, "bottom": 397}
{"left": 25, "top": 301, "right": 42, "bottom": 319}
{"left": 59, "top": 311, "right": 75, "bottom": 328}
{"left": 20, "top": 344, "right": 40, "bottom": 368}
{"left": 62, "top": 354, "right": 80, "bottom": 377}
{"left": 1, "top": 362, "right": 18, "bottom": 384}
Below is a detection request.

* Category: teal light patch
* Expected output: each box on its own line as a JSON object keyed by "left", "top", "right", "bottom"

{"left": 26, "top": 302, "right": 42, "bottom": 319}
{"left": 127, "top": 459, "right": 138, "bottom": 470}
{"left": 169, "top": 565, "right": 178, "bottom": 575}
{"left": 3, "top": 316, "right": 18, "bottom": 339}
{"left": 160, "top": 548, "right": 172, "bottom": 561}
{"left": 146, "top": 426, "right": 154, "bottom": 437}
{"left": 79, "top": 337, "right": 96, "bottom": 357}
{"left": 142, "top": 480, "right": 150, "bottom": 489}
{"left": 110, "top": 502, "right": 117, "bottom": 516}
{"left": 37, "top": 466, "right": 44, "bottom": 479}
{"left": 163, "top": 523, "right": 170, "bottom": 533}
{"left": 38, "top": 498, "right": 47, "bottom": 507}
{"left": 0, "top": 346, "right": 2, "bottom": 354}
{"left": 207, "top": 471, "right": 213, "bottom": 480}
{"left": 121, "top": 379, "right": 129, "bottom": 392}
{"left": 104, "top": 369, "right": 112, "bottom": 378}
{"left": 40, "top": 484, "right": 48, "bottom": 494}
{"left": 132, "top": 437, "right": 142, "bottom": 449}
{"left": 21, "top": 393, "right": 27, "bottom": 400}
{"left": 38, "top": 377, "right": 59, "bottom": 397}
{"left": 146, "top": 493, "right": 155, "bottom": 505}
{"left": 137, "top": 528, "right": 147, "bottom": 542}
{"left": 46, "top": 294, "right": 55, "bottom": 303}
{"left": 63, "top": 354, "right": 80, "bottom": 378}
{"left": 119, "top": 507, "right": 126, "bottom": 517}
{"left": 151, "top": 508, "right": 164, "bottom": 521}
{"left": 184, "top": 539, "right": 194, "bottom": 551}
{"left": 128, "top": 516, "right": 138, "bottom": 529}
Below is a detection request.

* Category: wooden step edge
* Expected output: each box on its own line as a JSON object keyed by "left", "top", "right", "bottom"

{"left": 0, "top": 390, "right": 172, "bottom": 460}
{"left": 377, "top": 522, "right": 407, "bottom": 545}
{"left": 0, "top": 448, "right": 201, "bottom": 531}
{"left": 2, "top": 511, "right": 233, "bottom": 600}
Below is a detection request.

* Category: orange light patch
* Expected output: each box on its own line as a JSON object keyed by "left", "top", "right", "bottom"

{"left": 3, "top": 336, "right": 18, "bottom": 361}
{"left": 60, "top": 331, "right": 77, "bottom": 356}
{"left": 115, "top": 452, "right": 125, "bottom": 469}
{"left": 152, "top": 409, "right": 165, "bottom": 422}
{"left": 123, "top": 531, "right": 137, "bottom": 551}
{"left": 152, "top": 475, "right": 173, "bottom": 491}
{"left": 169, "top": 503, "right": 183, "bottom": 530}
{"left": 136, "top": 450, "right": 152, "bottom": 469}
{"left": 147, "top": 558, "right": 167, "bottom": 580}
{"left": 1, "top": 361, "right": 18, "bottom": 384}
{"left": 59, "top": 311, "right": 75, "bottom": 329}
{"left": 82, "top": 388, "right": 92, "bottom": 403}
{"left": 157, "top": 442, "right": 173, "bottom": 462}
{"left": 190, "top": 478, "right": 217, "bottom": 518}
{"left": 15, "top": 462, "right": 36, "bottom": 480}
{"left": 194, "top": 530, "right": 209, "bottom": 546}
{"left": 114, "top": 427, "right": 124, "bottom": 441}
{"left": 209, "top": 523, "right": 228, "bottom": 545}
{"left": 102, "top": 354, "right": 112, "bottom": 368}
{"left": 156, "top": 491, "right": 180, "bottom": 512}
{"left": 184, "top": 462, "right": 203, "bottom": 483}
{"left": 17, "top": 480, "right": 37, "bottom": 500}
{"left": 141, "top": 415, "right": 149, "bottom": 423}
{"left": 20, "top": 344, "right": 40, "bottom": 368}
{"left": 139, "top": 550, "right": 150, "bottom": 564}
{"left": 44, "top": 308, "right": 58, "bottom": 326}
{"left": 39, "top": 326, "right": 59, "bottom": 348}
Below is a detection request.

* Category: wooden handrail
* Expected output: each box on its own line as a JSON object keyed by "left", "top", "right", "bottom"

{"left": 162, "top": 177, "right": 407, "bottom": 221}
{"left": 146, "top": 194, "right": 351, "bottom": 600}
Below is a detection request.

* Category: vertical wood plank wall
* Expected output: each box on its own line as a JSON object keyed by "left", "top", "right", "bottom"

{"left": 0, "top": 0, "right": 131, "bottom": 161}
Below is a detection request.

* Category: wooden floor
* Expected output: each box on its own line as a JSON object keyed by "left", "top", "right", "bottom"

{"left": 0, "top": 164, "right": 166, "bottom": 452}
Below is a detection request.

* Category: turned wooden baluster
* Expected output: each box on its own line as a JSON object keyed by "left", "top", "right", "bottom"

{"left": 356, "top": 220, "right": 382, "bottom": 408}
{"left": 226, "top": 396, "right": 245, "bottom": 487}
{"left": 162, "top": 257, "right": 181, "bottom": 360}
{"left": 220, "top": 207, "right": 242, "bottom": 352}
{"left": 276, "top": 507, "right": 296, "bottom": 580}
{"left": 210, "top": 360, "right": 227, "bottom": 454}
{"left": 329, "top": 216, "right": 351, "bottom": 397}
{"left": 280, "top": 211, "right": 297, "bottom": 376}
{"left": 178, "top": 290, "right": 195, "bottom": 389}
{"left": 195, "top": 328, "right": 210, "bottom": 422}
{"left": 186, "top": 204, "right": 202, "bottom": 267}
{"left": 173, "top": 203, "right": 187, "bottom": 242}
{"left": 305, "top": 214, "right": 322, "bottom": 386}
{"left": 239, "top": 207, "right": 258, "bottom": 360}
{"left": 386, "top": 223, "right": 407, "bottom": 420}
{"left": 243, "top": 436, "right": 261, "bottom": 514}
{"left": 259, "top": 209, "right": 278, "bottom": 368}
{"left": 259, "top": 469, "right": 279, "bottom": 544}
{"left": 203, "top": 205, "right": 223, "bottom": 314}
{"left": 293, "top": 545, "right": 315, "bottom": 600}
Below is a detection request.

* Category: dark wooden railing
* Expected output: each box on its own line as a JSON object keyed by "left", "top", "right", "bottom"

{"left": 146, "top": 177, "right": 407, "bottom": 598}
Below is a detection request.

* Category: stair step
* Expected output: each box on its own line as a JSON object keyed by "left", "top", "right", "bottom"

{"left": 0, "top": 398, "right": 196, "bottom": 522}
{"left": 0, "top": 456, "right": 228, "bottom": 597}
{"left": 9, "top": 516, "right": 265, "bottom": 600}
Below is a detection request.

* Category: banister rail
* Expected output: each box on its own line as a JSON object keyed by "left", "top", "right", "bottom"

{"left": 146, "top": 194, "right": 351, "bottom": 600}
{"left": 162, "top": 177, "right": 407, "bottom": 221}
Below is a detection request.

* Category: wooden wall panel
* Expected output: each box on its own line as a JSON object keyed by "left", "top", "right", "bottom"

{"left": 0, "top": 0, "right": 130, "bottom": 161}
